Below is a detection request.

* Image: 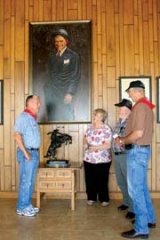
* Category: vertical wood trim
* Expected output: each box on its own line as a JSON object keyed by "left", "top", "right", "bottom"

{"left": 15, "top": 1, "right": 25, "bottom": 61}
{"left": 138, "top": 0, "right": 144, "bottom": 74}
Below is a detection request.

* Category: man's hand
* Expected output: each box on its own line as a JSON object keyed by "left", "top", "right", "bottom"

{"left": 14, "top": 132, "right": 31, "bottom": 161}
{"left": 24, "top": 151, "right": 31, "bottom": 162}
{"left": 64, "top": 94, "right": 73, "bottom": 104}
{"left": 114, "top": 137, "right": 124, "bottom": 147}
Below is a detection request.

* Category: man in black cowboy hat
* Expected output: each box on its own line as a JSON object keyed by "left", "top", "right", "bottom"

{"left": 113, "top": 99, "right": 135, "bottom": 220}
{"left": 44, "top": 29, "right": 81, "bottom": 121}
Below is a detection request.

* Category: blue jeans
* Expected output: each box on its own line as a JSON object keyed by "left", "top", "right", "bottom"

{"left": 127, "top": 146, "right": 156, "bottom": 234}
{"left": 17, "top": 148, "right": 39, "bottom": 210}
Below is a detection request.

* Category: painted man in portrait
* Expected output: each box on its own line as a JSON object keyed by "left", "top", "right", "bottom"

{"left": 44, "top": 29, "right": 81, "bottom": 121}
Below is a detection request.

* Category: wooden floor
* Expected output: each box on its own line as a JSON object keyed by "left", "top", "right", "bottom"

{"left": 0, "top": 198, "right": 159, "bottom": 240}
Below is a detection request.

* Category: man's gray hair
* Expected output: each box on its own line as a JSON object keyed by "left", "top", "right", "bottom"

{"left": 135, "top": 87, "right": 145, "bottom": 93}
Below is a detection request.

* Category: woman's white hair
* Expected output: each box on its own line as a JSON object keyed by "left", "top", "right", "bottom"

{"left": 94, "top": 108, "right": 108, "bottom": 123}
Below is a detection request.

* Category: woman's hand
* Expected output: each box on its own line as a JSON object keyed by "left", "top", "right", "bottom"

{"left": 84, "top": 143, "right": 89, "bottom": 150}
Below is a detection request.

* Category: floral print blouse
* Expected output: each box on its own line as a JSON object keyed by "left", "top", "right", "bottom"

{"left": 83, "top": 124, "right": 112, "bottom": 164}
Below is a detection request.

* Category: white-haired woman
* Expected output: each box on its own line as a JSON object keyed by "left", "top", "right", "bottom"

{"left": 83, "top": 108, "right": 112, "bottom": 206}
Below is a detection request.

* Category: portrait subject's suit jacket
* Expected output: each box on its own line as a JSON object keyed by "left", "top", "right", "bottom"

{"left": 46, "top": 47, "right": 81, "bottom": 99}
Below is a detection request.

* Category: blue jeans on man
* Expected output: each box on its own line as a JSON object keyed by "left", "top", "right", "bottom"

{"left": 17, "top": 148, "right": 39, "bottom": 210}
{"left": 127, "top": 146, "right": 156, "bottom": 234}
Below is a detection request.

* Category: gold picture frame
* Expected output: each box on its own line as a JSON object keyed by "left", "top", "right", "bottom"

{"left": 29, "top": 20, "right": 92, "bottom": 124}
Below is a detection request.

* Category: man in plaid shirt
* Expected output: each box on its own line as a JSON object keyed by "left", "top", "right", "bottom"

{"left": 112, "top": 99, "right": 135, "bottom": 220}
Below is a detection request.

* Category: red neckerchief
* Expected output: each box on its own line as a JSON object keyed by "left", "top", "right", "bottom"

{"left": 132, "top": 97, "right": 155, "bottom": 111}
{"left": 24, "top": 108, "right": 37, "bottom": 120}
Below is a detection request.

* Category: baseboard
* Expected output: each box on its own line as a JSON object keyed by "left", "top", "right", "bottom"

{"left": 0, "top": 191, "right": 160, "bottom": 199}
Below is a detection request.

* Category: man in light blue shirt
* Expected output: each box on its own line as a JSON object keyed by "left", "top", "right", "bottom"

{"left": 14, "top": 95, "right": 41, "bottom": 217}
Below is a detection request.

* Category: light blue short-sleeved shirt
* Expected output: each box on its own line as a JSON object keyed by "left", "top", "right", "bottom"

{"left": 14, "top": 112, "right": 41, "bottom": 149}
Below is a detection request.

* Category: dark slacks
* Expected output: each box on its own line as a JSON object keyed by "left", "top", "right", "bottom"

{"left": 83, "top": 161, "right": 112, "bottom": 202}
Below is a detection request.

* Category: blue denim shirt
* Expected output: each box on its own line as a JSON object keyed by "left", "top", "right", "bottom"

{"left": 14, "top": 112, "right": 41, "bottom": 148}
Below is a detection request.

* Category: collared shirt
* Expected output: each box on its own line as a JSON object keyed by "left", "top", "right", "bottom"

{"left": 57, "top": 47, "right": 67, "bottom": 57}
{"left": 112, "top": 119, "right": 127, "bottom": 153}
{"left": 125, "top": 103, "right": 153, "bottom": 145}
{"left": 14, "top": 112, "right": 41, "bottom": 149}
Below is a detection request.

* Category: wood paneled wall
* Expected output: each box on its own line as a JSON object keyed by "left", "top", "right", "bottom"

{"left": 0, "top": 0, "right": 160, "bottom": 198}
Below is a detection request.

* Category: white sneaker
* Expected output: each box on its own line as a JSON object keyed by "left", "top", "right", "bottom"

{"left": 29, "top": 205, "right": 40, "bottom": 214}
{"left": 17, "top": 208, "right": 36, "bottom": 217}
{"left": 87, "top": 200, "right": 95, "bottom": 206}
{"left": 101, "top": 202, "right": 109, "bottom": 207}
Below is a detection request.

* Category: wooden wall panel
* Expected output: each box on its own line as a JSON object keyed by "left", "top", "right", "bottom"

{"left": 138, "top": 0, "right": 144, "bottom": 74}
{"left": 134, "top": 16, "right": 139, "bottom": 55}
{"left": 0, "top": 149, "right": 4, "bottom": 190}
{"left": 119, "top": 0, "right": 125, "bottom": 75}
{"left": 3, "top": 79, "right": 11, "bottom": 166}
{"left": 4, "top": 167, "right": 11, "bottom": 190}
{"left": 0, "top": 47, "right": 3, "bottom": 78}
{"left": 153, "top": 0, "right": 158, "bottom": 41}
{"left": 0, "top": 126, "right": 4, "bottom": 148}
{"left": 51, "top": 0, "right": 57, "bottom": 20}
{"left": 38, "top": 0, "right": 44, "bottom": 21}
{"left": 134, "top": 0, "right": 138, "bottom": 15}
{"left": 106, "top": 0, "right": 115, "bottom": 67}
{"left": 11, "top": 109, "right": 16, "bottom": 190}
{"left": 107, "top": 88, "right": 116, "bottom": 128}
{"left": 149, "top": 15, "right": 154, "bottom": 63}
{"left": 57, "top": 0, "right": 64, "bottom": 20}
{"left": 68, "top": 0, "right": 78, "bottom": 9}
{"left": 143, "top": 21, "right": 150, "bottom": 75}
{"left": 15, "top": 1, "right": 25, "bottom": 61}
{"left": 11, "top": 17, "right": 15, "bottom": 93}
{"left": 4, "top": 17, "right": 11, "bottom": 79}
{"left": 0, "top": 0, "right": 4, "bottom": 46}
{"left": 123, "top": 0, "right": 133, "bottom": 24}
{"left": 24, "top": 21, "right": 29, "bottom": 93}
{"left": 14, "top": 62, "right": 25, "bottom": 116}
{"left": 124, "top": 25, "right": 134, "bottom": 75}
{"left": 43, "top": 0, "right": 52, "bottom": 21}
{"left": 0, "top": 0, "right": 160, "bottom": 198}
{"left": 115, "top": 13, "right": 120, "bottom": 79}
{"left": 86, "top": 0, "right": 92, "bottom": 19}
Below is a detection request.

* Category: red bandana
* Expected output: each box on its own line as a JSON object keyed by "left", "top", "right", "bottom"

{"left": 24, "top": 108, "right": 37, "bottom": 120}
{"left": 132, "top": 97, "right": 155, "bottom": 111}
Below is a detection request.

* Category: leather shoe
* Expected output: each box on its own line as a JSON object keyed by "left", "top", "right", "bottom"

{"left": 131, "top": 220, "right": 156, "bottom": 228}
{"left": 148, "top": 223, "right": 156, "bottom": 228}
{"left": 121, "top": 229, "right": 149, "bottom": 239}
{"left": 117, "top": 204, "right": 129, "bottom": 211}
{"left": 126, "top": 212, "right": 135, "bottom": 219}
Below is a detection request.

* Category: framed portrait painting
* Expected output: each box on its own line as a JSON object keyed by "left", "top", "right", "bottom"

{"left": 29, "top": 20, "right": 92, "bottom": 123}
{"left": 119, "top": 76, "right": 151, "bottom": 103}
{"left": 0, "top": 80, "right": 3, "bottom": 125}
